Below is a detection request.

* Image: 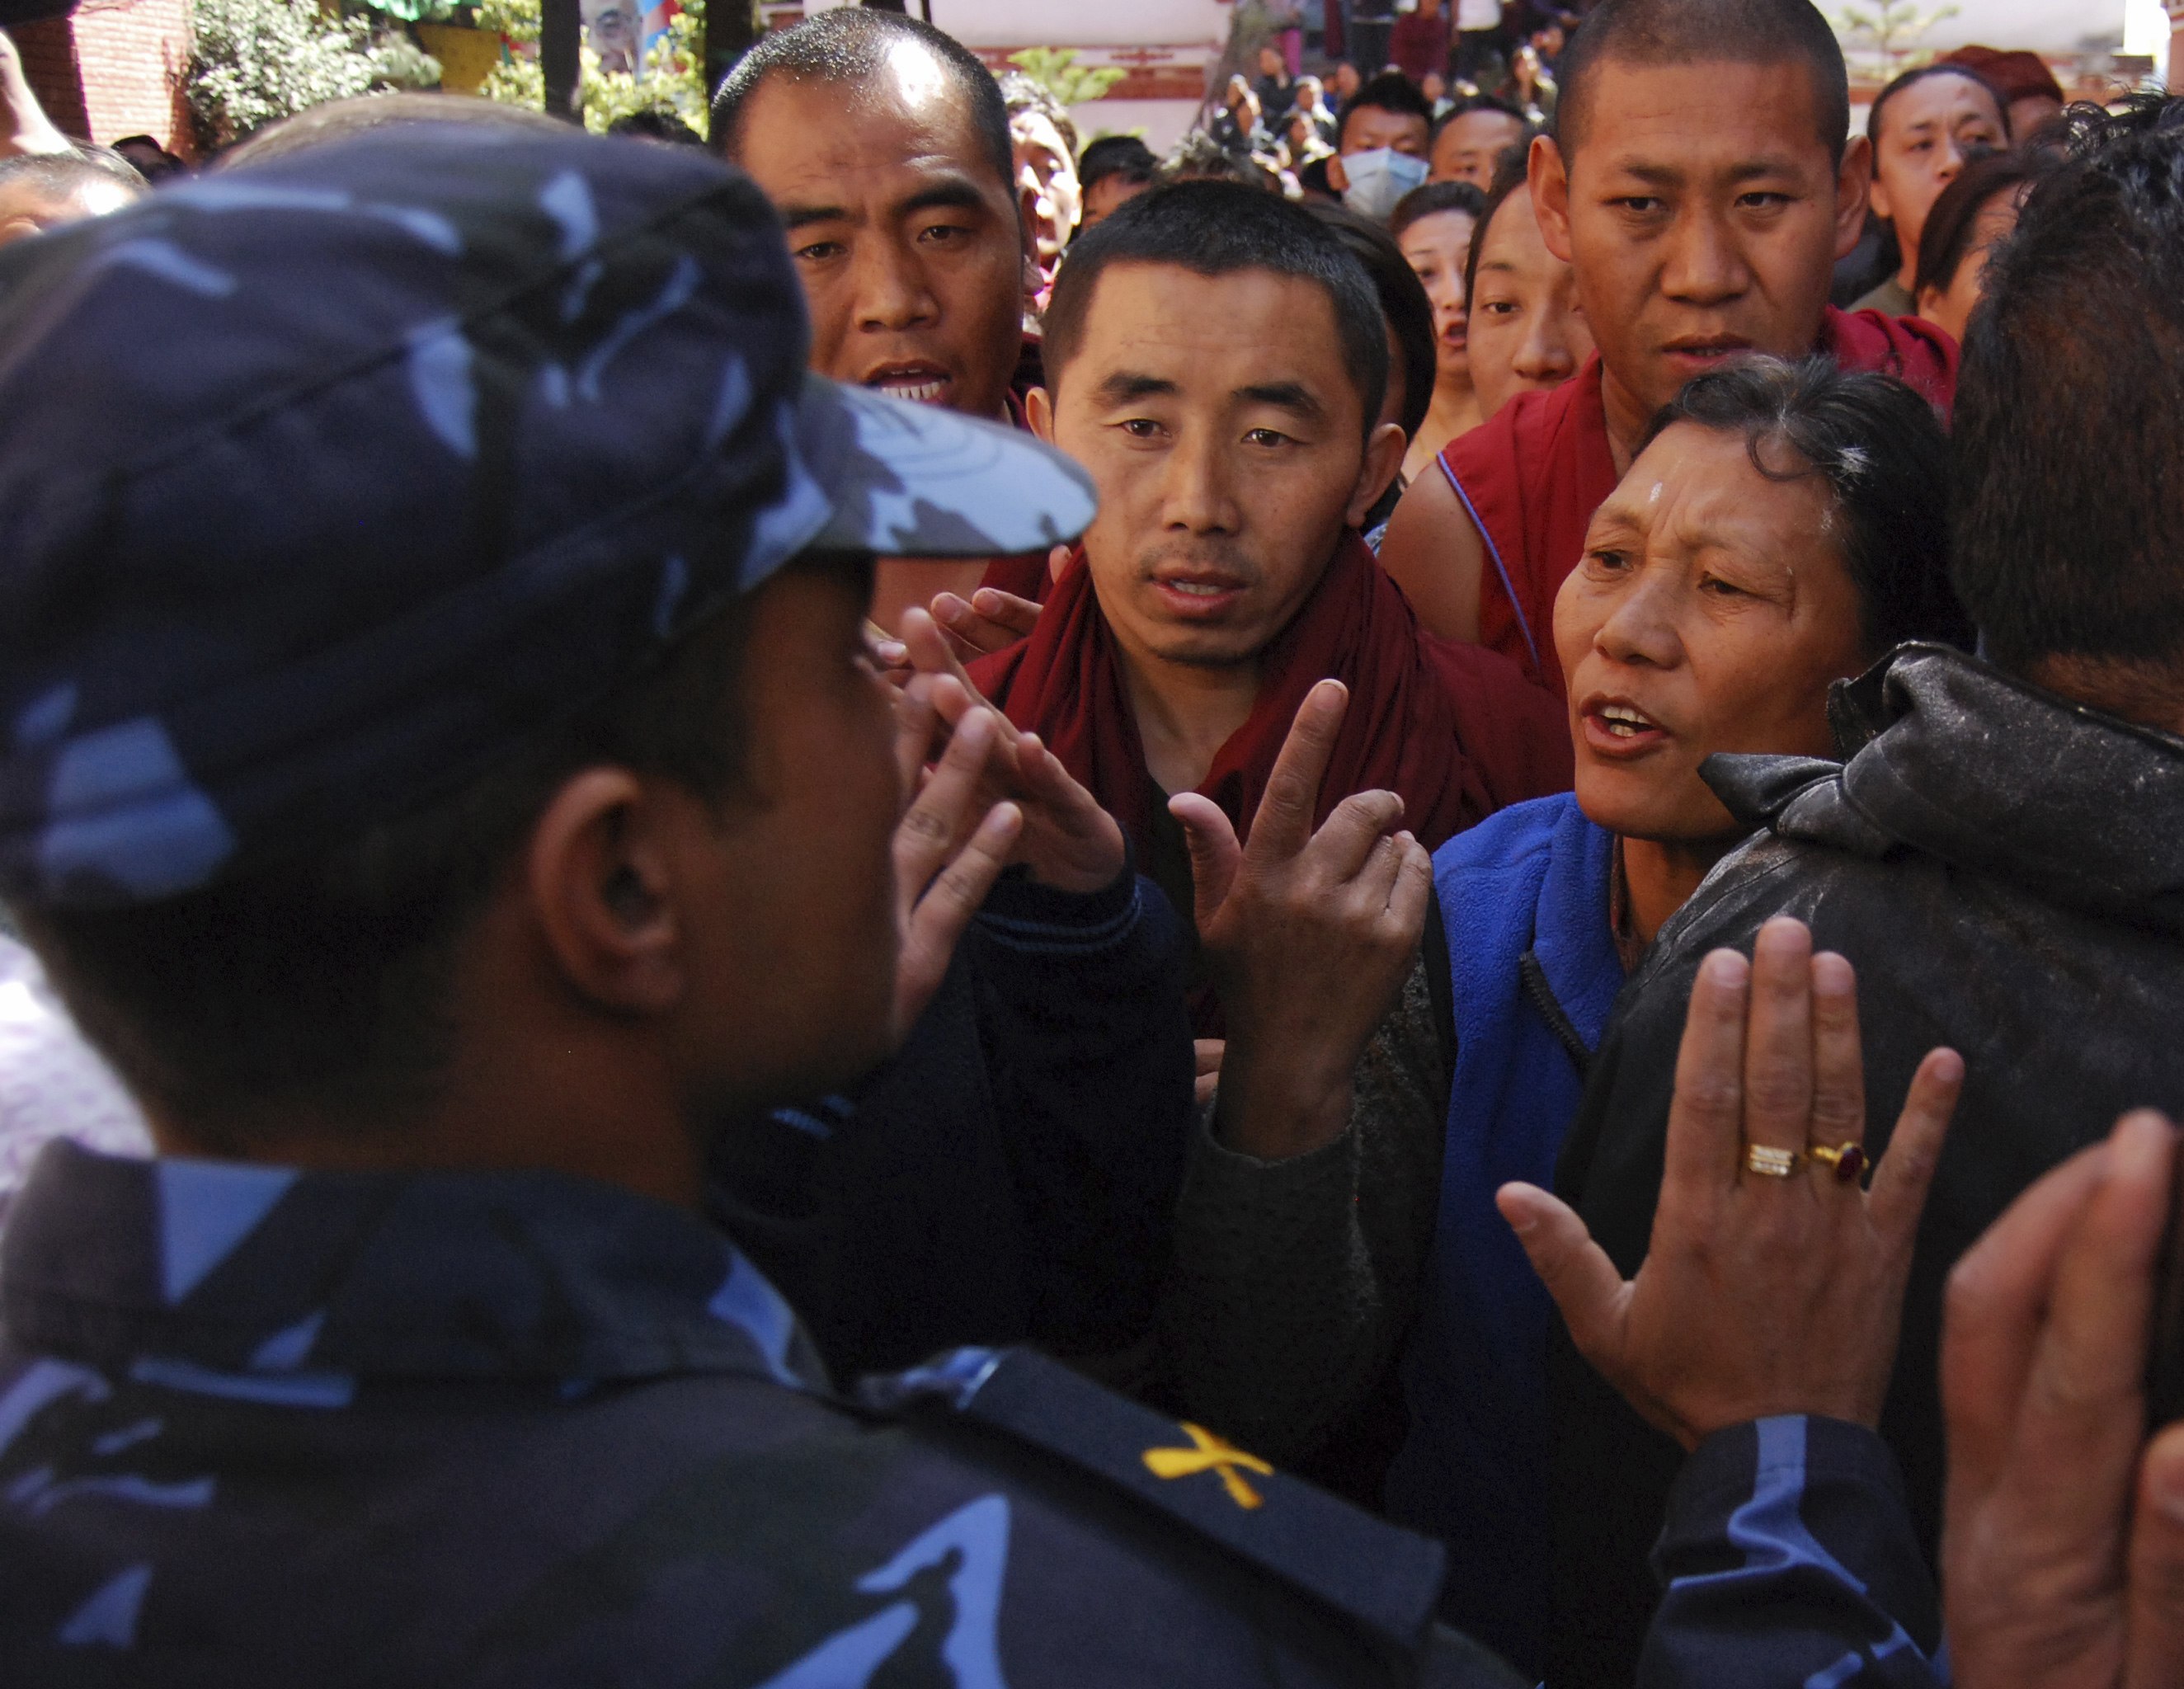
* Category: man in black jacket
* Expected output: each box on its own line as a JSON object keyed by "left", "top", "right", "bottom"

{"left": 1548, "top": 93, "right": 2184, "bottom": 1687}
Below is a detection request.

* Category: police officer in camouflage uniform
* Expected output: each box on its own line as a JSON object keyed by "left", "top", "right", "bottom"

{"left": 0, "top": 121, "right": 1951, "bottom": 1687}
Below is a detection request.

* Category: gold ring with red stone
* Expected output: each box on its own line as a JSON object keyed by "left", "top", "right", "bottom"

{"left": 1805, "top": 1141, "right": 1868, "bottom": 1184}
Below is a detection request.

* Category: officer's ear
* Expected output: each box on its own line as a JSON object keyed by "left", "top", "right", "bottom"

{"left": 525, "top": 769, "right": 690, "bottom": 1017}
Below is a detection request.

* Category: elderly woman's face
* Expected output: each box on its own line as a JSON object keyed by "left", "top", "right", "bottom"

{"left": 1552, "top": 421, "right": 1871, "bottom": 843}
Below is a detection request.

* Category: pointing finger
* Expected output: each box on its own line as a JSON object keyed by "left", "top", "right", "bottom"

{"left": 1249, "top": 680, "right": 1349, "bottom": 863}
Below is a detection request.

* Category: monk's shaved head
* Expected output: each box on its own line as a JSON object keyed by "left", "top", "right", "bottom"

{"left": 1556, "top": 0, "right": 1850, "bottom": 163}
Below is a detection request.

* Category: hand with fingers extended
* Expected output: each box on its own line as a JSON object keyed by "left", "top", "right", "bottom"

{"left": 895, "top": 605, "right": 1126, "bottom": 896}
{"left": 1941, "top": 1109, "right": 2184, "bottom": 1689}
{"left": 888, "top": 676, "right": 1024, "bottom": 1038}
{"left": 923, "top": 543, "right": 1066, "bottom": 661}
{"left": 930, "top": 585, "right": 1043, "bottom": 660}
{"left": 1498, "top": 916, "right": 1965, "bottom": 1450}
{"left": 1179, "top": 679, "right": 1434, "bottom": 1162}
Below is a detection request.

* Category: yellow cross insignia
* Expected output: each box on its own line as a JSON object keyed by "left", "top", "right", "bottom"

{"left": 1141, "top": 1422, "right": 1275, "bottom": 1510}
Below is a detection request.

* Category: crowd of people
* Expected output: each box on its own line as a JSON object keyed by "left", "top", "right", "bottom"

{"left": 0, "top": 0, "right": 2182, "bottom": 1684}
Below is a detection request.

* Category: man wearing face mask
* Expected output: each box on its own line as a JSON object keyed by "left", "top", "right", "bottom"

{"left": 1327, "top": 72, "right": 1435, "bottom": 222}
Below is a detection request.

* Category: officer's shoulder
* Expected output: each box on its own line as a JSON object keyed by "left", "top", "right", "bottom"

{"left": 856, "top": 1347, "right": 1523, "bottom": 1687}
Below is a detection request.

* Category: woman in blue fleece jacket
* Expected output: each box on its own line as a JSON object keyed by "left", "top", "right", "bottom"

{"left": 1166, "top": 355, "right": 1972, "bottom": 1677}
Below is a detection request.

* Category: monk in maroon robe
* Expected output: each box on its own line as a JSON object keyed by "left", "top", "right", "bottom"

{"left": 1378, "top": 0, "right": 1958, "bottom": 698}
{"left": 955, "top": 181, "right": 1569, "bottom": 1029}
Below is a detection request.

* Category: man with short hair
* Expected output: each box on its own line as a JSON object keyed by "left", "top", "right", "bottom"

{"left": 965, "top": 181, "right": 1570, "bottom": 1006}
{"left": 1076, "top": 133, "right": 1158, "bottom": 232}
{"left": 1549, "top": 92, "right": 2184, "bottom": 1686}
{"left": 1377, "top": 0, "right": 1956, "bottom": 694}
{"left": 0, "top": 120, "right": 1526, "bottom": 1688}
{"left": 1326, "top": 69, "right": 1435, "bottom": 216}
{"left": 713, "top": 7, "right": 1037, "bottom": 628}
{"left": 0, "top": 147, "right": 142, "bottom": 247}
{"left": 1428, "top": 93, "right": 1527, "bottom": 189}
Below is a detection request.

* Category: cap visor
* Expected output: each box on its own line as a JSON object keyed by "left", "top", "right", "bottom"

{"left": 794, "top": 375, "right": 1095, "bottom": 559}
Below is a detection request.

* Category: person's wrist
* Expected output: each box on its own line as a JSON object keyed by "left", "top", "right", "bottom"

{"left": 1212, "top": 1035, "right": 1353, "bottom": 1160}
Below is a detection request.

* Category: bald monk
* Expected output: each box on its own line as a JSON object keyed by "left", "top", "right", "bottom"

{"left": 713, "top": 8, "right": 1047, "bottom": 636}
{"left": 959, "top": 181, "right": 1571, "bottom": 1023}
{"left": 1377, "top": 0, "right": 1957, "bottom": 695}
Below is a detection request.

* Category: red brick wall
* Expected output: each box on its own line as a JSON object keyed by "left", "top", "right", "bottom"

{"left": 10, "top": 0, "right": 192, "bottom": 156}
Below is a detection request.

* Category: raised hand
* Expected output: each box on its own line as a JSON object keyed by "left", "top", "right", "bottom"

{"left": 930, "top": 586, "right": 1043, "bottom": 660}
{"left": 1498, "top": 916, "right": 1964, "bottom": 1449}
{"left": 925, "top": 543, "right": 1066, "bottom": 661}
{"left": 897, "top": 606, "right": 1126, "bottom": 896}
{"left": 888, "top": 677, "right": 1021, "bottom": 1038}
{"left": 1942, "top": 1109, "right": 2184, "bottom": 1689}
{"left": 1178, "top": 678, "right": 1433, "bottom": 1160}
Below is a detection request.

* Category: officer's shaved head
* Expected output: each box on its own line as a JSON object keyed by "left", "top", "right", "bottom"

{"left": 1556, "top": 0, "right": 1850, "bottom": 164}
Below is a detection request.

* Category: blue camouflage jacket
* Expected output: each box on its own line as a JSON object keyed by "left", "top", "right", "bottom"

{"left": 0, "top": 1139, "right": 1949, "bottom": 1687}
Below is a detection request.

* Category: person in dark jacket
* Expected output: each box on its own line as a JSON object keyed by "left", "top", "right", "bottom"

{"left": 1548, "top": 93, "right": 2184, "bottom": 1687}
{"left": 718, "top": 863, "right": 1193, "bottom": 1383}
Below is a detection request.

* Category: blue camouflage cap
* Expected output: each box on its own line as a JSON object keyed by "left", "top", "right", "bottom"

{"left": 0, "top": 122, "right": 1094, "bottom": 911}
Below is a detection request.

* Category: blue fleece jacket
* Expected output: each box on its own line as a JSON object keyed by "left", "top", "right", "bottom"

{"left": 1386, "top": 793, "right": 1622, "bottom": 1675}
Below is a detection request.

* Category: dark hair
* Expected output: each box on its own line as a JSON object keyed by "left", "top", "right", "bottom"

{"left": 710, "top": 8, "right": 1013, "bottom": 190}
{"left": 1080, "top": 134, "right": 1159, "bottom": 192}
{"left": 1951, "top": 95, "right": 2184, "bottom": 674}
{"left": 1310, "top": 201, "right": 1436, "bottom": 440}
{"left": 108, "top": 134, "right": 186, "bottom": 181}
{"left": 1337, "top": 71, "right": 1434, "bottom": 150}
{"left": 0, "top": 145, "right": 145, "bottom": 200}
{"left": 1159, "top": 130, "right": 1265, "bottom": 187}
{"left": 17, "top": 553, "right": 826, "bottom": 1146}
{"left": 1042, "top": 181, "right": 1391, "bottom": 435}
{"left": 1867, "top": 64, "right": 2009, "bottom": 150}
{"left": 1912, "top": 150, "right": 2042, "bottom": 301}
{"left": 1556, "top": 0, "right": 1849, "bottom": 165}
{"left": 1465, "top": 144, "right": 1533, "bottom": 313}
{"left": 1390, "top": 178, "right": 1486, "bottom": 241}
{"left": 1432, "top": 92, "right": 1527, "bottom": 143}
{"left": 1643, "top": 356, "right": 1970, "bottom": 655}
{"left": 606, "top": 107, "right": 706, "bottom": 148}
{"left": 997, "top": 68, "right": 1080, "bottom": 162}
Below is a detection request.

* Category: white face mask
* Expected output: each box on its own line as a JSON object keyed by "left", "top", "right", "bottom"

{"left": 1340, "top": 147, "right": 1429, "bottom": 221}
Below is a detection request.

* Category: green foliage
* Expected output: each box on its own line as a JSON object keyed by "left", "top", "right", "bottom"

{"left": 1834, "top": 1, "right": 1960, "bottom": 73}
{"left": 186, "top": 0, "right": 443, "bottom": 149}
{"left": 1005, "top": 47, "right": 1124, "bottom": 108}
{"left": 479, "top": 0, "right": 708, "bottom": 136}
